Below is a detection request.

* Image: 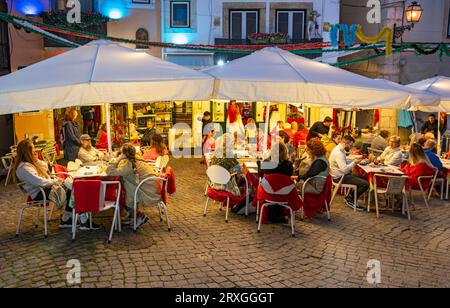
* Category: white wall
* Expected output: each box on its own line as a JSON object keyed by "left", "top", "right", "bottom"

{"left": 163, "top": 0, "right": 340, "bottom": 45}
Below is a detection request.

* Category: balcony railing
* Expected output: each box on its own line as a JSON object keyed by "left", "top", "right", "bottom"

{"left": 214, "top": 38, "right": 323, "bottom": 62}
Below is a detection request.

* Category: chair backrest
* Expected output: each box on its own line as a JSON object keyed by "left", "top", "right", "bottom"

{"left": 206, "top": 165, "right": 231, "bottom": 185}
{"left": 73, "top": 180, "right": 102, "bottom": 214}
{"left": 385, "top": 175, "right": 408, "bottom": 195}
{"left": 158, "top": 155, "right": 170, "bottom": 169}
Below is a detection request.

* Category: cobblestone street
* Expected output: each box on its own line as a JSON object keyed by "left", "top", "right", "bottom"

{"left": 1, "top": 158, "right": 450, "bottom": 288}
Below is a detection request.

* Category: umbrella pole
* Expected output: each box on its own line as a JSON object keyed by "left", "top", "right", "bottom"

{"left": 438, "top": 113, "right": 441, "bottom": 156}
{"left": 105, "top": 103, "right": 112, "bottom": 153}
{"left": 264, "top": 102, "right": 270, "bottom": 152}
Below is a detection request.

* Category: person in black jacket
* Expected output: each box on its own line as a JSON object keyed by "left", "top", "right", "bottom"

{"left": 62, "top": 109, "right": 81, "bottom": 162}
{"left": 260, "top": 142, "right": 294, "bottom": 177}
{"left": 307, "top": 116, "right": 333, "bottom": 140}
{"left": 421, "top": 114, "right": 438, "bottom": 138}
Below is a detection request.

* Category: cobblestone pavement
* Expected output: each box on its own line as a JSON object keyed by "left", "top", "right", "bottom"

{"left": 0, "top": 158, "right": 450, "bottom": 288}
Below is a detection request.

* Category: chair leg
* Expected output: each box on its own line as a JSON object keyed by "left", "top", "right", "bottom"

{"left": 203, "top": 197, "right": 209, "bottom": 217}
{"left": 256, "top": 201, "right": 259, "bottom": 223}
{"left": 108, "top": 206, "right": 119, "bottom": 244}
{"left": 4, "top": 166, "right": 12, "bottom": 187}
{"left": 225, "top": 198, "right": 230, "bottom": 223}
{"left": 374, "top": 191, "right": 380, "bottom": 218}
{"left": 353, "top": 189, "right": 357, "bottom": 212}
{"left": 330, "top": 184, "right": 340, "bottom": 207}
{"left": 324, "top": 201, "right": 331, "bottom": 221}
{"left": 257, "top": 204, "right": 267, "bottom": 233}
{"left": 367, "top": 189, "right": 372, "bottom": 213}
{"left": 16, "top": 206, "right": 27, "bottom": 236}
{"left": 43, "top": 203, "right": 48, "bottom": 239}
{"left": 422, "top": 191, "right": 431, "bottom": 216}
{"left": 403, "top": 192, "right": 411, "bottom": 221}
{"left": 300, "top": 207, "right": 304, "bottom": 221}
{"left": 72, "top": 211, "right": 78, "bottom": 243}
{"left": 440, "top": 181, "right": 444, "bottom": 200}
{"left": 289, "top": 208, "right": 295, "bottom": 237}
{"left": 89, "top": 213, "right": 93, "bottom": 230}
{"left": 161, "top": 202, "right": 171, "bottom": 231}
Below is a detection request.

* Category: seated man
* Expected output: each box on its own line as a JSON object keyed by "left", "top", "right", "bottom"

{"left": 78, "top": 134, "right": 104, "bottom": 164}
{"left": 323, "top": 132, "right": 342, "bottom": 159}
{"left": 329, "top": 135, "right": 369, "bottom": 211}
{"left": 377, "top": 136, "right": 403, "bottom": 167}
{"left": 424, "top": 139, "right": 443, "bottom": 170}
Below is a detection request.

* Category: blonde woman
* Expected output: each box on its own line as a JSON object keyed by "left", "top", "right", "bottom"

{"left": 106, "top": 143, "right": 161, "bottom": 228}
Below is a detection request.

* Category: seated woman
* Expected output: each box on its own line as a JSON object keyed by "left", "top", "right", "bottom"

{"left": 377, "top": 136, "right": 403, "bottom": 167}
{"left": 260, "top": 142, "right": 294, "bottom": 177}
{"left": 295, "top": 124, "right": 309, "bottom": 148}
{"left": 95, "top": 124, "right": 110, "bottom": 150}
{"left": 106, "top": 143, "right": 161, "bottom": 228}
{"left": 13, "top": 139, "right": 83, "bottom": 229}
{"left": 142, "top": 134, "right": 169, "bottom": 161}
{"left": 294, "top": 138, "right": 329, "bottom": 195}
{"left": 209, "top": 133, "right": 245, "bottom": 198}
{"left": 402, "top": 143, "right": 435, "bottom": 190}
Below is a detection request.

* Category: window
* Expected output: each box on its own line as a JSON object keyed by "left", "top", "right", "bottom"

{"left": 448, "top": 7, "right": 450, "bottom": 38}
{"left": 171, "top": 1, "right": 190, "bottom": 28}
{"left": 136, "top": 28, "right": 149, "bottom": 49}
{"left": 276, "top": 10, "right": 306, "bottom": 40}
{"left": 229, "top": 10, "right": 259, "bottom": 40}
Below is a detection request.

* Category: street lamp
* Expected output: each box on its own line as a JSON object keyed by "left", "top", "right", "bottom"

{"left": 393, "top": 1, "right": 423, "bottom": 42}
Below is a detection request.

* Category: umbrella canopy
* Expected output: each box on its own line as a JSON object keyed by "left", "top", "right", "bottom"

{"left": 407, "top": 76, "right": 450, "bottom": 112}
{"left": 375, "top": 78, "right": 440, "bottom": 109}
{"left": 203, "top": 47, "right": 412, "bottom": 109}
{"left": 0, "top": 40, "right": 214, "bottom": 115}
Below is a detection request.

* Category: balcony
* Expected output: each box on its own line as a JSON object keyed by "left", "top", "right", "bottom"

{"left": 43, "top": 1, "right": 107, "bottom": 48}
{"left": 214, "top": 38, "right": 323, "bottom": 62}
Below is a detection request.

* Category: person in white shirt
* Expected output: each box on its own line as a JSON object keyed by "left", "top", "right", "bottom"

{"left": 78, "top": 134, "right": 104, "bottom": 164}
{"left": 377, "top": 136, "right": 403, "bottom": 167}
{"left": 329, "top": 135, "right": 369, "bottom": 210}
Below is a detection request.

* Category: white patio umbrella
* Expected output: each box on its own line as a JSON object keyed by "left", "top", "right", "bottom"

{"left": 407, "top": 76, "right": 450, "bottom": 154}
{"left": 203, "top": 47, "right": 415, "bottom": 150}
{"left": 407, "top": 76, "right": 450, "bottom": 113}
{"left": 0, "top": 40, "right": 214, "bottom": 151}
{"left": 203, "top": 47, "right": 414, "bottom": 109}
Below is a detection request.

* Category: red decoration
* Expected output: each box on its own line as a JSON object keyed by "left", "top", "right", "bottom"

{"left": 113, "top": 124, "right": 119, "bottom": 131}
{"left": 118, "top": 130, "right": 124, "bottom": 135}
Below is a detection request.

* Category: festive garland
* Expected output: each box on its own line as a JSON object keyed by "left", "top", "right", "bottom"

{"left": 40, "top": 10, "right": 109, "bottom": 30}
{"left": 356, "top": 26, "right": 393, "bottom": 56}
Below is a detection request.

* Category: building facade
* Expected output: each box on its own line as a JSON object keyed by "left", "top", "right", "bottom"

{"left": 340, "top": 0, "right": 450, "bottom": 138}
{"left": 4, "top": 0, "right": 162, "bottom": 145}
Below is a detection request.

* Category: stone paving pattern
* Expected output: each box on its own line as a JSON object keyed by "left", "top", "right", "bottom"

{"left": 0, "top": 158, "right": 450, "bottom": 288}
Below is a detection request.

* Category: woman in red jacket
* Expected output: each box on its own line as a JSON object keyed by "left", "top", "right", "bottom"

{"left": 402, "top": 143, "right": 435, "bottom": 190}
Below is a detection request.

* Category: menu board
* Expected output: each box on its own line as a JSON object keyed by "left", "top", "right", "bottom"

{"left": 213, "top": 102, "right": 225, "bottom": 122}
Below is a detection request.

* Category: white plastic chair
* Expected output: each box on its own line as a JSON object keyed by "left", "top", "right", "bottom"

{"left": 408, "top": 174, "right": 435, "bottom": 216}
{"left": 71, "top": 181, "right": 122, "bottom": 244}
{"left": 299, "top": 176, "right": 331, "bottom": 221}
{"left": 427, "top": 168, "right": 443, "bottom": 201}
{"left": 371, "top": 174, "right": 410, "bottom": 220}
{"left": 133, "top": 176, "right": 171, "bottom": 232}
{"left": 16, "top": 184, "right": 52, "bottom": 238}
{"left": 1, "top": 154, "right": 15, "bottom": 187}
{"left": 204, "top": 165, "right": 249, "bottom": 222}
{"left": 330, "top": 176, "right": 358, "bottom": 212}
{"left": 256, "top": 180, "right": 298, "bottom": 237}
{"left": 147, "top": 155, "right": 170, "bottom": 175}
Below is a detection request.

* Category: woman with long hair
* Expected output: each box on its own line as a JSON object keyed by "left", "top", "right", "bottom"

{"left": 106, "top": 143, "right": 161, "bottom": 228}
{"left": 294, "top": 138, "right": 329, "bottom": 194}
{"left": 62, "top": 108, "right": 81, "bottom": 162}
{"left": 95, "top": 123, "right": 110, "bottom": 150}
{"left": 142, "top": 133, "right": 169, "bottom": 161}
{"left": 14, "top": 139, "right": 77, "bottom": 229}
{"left": 402, "top": 143, "right": 435, "bottom": 190}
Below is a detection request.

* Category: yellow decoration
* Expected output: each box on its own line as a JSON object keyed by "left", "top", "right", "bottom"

{"left": 356, "top": 26, "right": 393, "bottom": 57}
